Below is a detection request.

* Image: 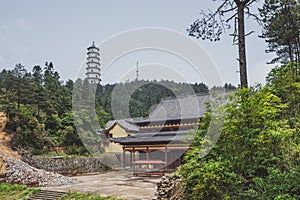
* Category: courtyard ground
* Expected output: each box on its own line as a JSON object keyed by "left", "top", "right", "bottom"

{"left": 42, "top": 170, "right": 161, "bottom": 200}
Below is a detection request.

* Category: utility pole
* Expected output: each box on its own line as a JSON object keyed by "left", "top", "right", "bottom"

{"left": 136, "top": 61, "right": 139, "bottom": 81}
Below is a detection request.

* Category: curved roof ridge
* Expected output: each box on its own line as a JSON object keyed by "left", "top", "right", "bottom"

{"left": 161, "top": 92, "right": 210, "bottom": 102}
{"left": 106, "top": 119, "right": 140, "bottom": 132}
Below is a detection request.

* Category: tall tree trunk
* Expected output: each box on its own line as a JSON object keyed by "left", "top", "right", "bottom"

{"left": 295, "top": 34, "right": 300, "bottom": 64}
{"left": 237, "top": 2, "right": 248, "bottom": 88}
{"left": 288, "top": 44, "right": 294, "bottom": 62}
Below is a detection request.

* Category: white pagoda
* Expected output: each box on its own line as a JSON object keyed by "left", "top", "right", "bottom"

{"left": 86, "top": 41, "right": 101, "bottom": 84}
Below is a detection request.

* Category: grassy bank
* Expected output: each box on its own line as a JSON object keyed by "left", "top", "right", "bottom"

{"left": 0, "top": 182, "right": 123, "bottom": 200}
{"left": 0, "top": 182, "right": 39, "bottom": 200}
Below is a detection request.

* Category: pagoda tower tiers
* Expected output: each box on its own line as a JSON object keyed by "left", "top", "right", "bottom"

{"left": 86, "top": 41, "right": 101, "bottom": 84}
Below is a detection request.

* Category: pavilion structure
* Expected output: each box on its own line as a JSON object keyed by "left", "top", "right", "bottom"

{"left": 104, "top": 94, "right": 211, "bottom": 175}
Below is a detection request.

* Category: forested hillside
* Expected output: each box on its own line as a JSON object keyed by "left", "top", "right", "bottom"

{"left": 0, "top": 62, "right": 220, "bottom": 154}
{"left": 96, "top": 79, "right": 212, "bottom": 119}
{"left": 179, "top": 62, "right": 300, "bottom": 199}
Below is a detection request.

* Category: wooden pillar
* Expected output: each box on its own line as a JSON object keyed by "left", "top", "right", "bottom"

{"left": 164, "top": 146, "right": 168, "bottom": 170}
{"left": 123, "top": 148, "right": 126, "bottom": 169}
{"left": 132, "top": 147, "right": 135, "bottom": 162}
{"left": 130, "top": 150, "right": 133, "bottom": 168}
{"left": 146, "top": 146, "right": 149, "bottom": 160}
{"left": 132, "top": 147, "right": 135, "bottom": 173}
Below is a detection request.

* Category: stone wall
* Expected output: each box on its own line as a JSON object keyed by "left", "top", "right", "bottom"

{"left": 30, "top": 156, "right": 110, "bottom": 175}
{"left": 153, "top": 174, "right": 185, "bottom": 200}
{"left": 18, "top": 149, "right": 112, "bottom": 175}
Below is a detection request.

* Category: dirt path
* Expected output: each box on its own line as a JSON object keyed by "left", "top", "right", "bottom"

{"left": 0, "top": 112, "right": 21, "bottom": 175}
{"left": 43, "top": 170, "right": 161, "bottom": 200}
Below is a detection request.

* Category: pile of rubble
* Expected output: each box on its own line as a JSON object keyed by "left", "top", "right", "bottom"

{"left": 0, "top": 112, "right": 21, "bottom": 175}
{"left": 153, "top": 174, "right": 185, "bottom": 200}
{"left": 3, "top": 157, "right": 76, "bottom": 187}
{"left": 0, "top": 113, "right": 76, "bottom": 187}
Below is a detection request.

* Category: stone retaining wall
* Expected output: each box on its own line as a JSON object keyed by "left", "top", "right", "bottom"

{"left": 30, "top": 156, "right": 110, "bottom": 174}
{"left": 18, "top": 149, "right": 112, "bottom": 175}
{"left": 153, "top": 174, "right": 185, "bottom": 200}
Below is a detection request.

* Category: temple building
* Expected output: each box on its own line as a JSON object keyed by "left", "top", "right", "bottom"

{"left": 103, "top": 94, "right": 210, "bottom": 175}
{"left": 86, "top": 41, "right": 101, "bottom": 84}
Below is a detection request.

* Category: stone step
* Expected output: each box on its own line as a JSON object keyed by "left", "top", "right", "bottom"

{"left": 27, "top": 190, "right": 67, "bottom": 200}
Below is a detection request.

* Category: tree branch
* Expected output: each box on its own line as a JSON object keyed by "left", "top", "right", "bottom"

{"left": 245, "top": 30, "right": 255, "bottom": 37}
{"left": 220, "top": 6, "right": 238, "bottom": 16}
{"left": 245, "top": 6, "right": 262, "bottom": 25}
{"left": 230, "top": 17, "right": 239, "bottom": 45}
{"left": 226, "top": 12, "right": 238, "bottom": 22}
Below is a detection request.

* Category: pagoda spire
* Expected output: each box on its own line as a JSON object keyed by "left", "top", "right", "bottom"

{"left": 85, "top": 41, "right": 101, "bottom": 84}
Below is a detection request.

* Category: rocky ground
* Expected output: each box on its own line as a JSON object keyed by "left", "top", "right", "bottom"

{"left": 0, "top": 112, "right": 75, "bottom": 187}
{"left": 0, "top": 112, "right": 20, "bottom": 175}
{"left": 4, "top": 157, "right": 75, "bottom": 186}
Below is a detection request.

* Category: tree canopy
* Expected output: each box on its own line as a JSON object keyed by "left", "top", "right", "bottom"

{"left": 260, "top": 0, "right": 300, "bottom": 64}
{"left": 179, "top": 62, "right": 300, "bottom": 199}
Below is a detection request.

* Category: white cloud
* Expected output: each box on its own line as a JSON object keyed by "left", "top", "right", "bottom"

{"left": 16, "top": 18, "right": 33, "bottom": 32}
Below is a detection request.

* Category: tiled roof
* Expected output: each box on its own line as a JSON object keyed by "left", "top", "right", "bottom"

{"left": 112, "top": 130, "right": 193, "bottom": 145}
{"left": 106, "top": 94, "right": 210, "bottom": 134}
{"left": 140, "top": 94, "right": 211, "bottom": 122}
{"left": 106, "top": 119, "right": 140, "bottom": 132}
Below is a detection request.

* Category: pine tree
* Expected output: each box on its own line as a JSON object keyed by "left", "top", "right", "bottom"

{"left": 260, "top": 0, "right": 300, "bottom": 64}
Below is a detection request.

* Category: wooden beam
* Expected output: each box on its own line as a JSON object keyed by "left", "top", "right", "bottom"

{"left": 123, "top": 144, "right": 189, "bottom": 151}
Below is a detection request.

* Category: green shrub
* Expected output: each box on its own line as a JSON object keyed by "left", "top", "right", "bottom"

{"left": 179, "top": 63, "right": 300, "bottom": 199}
{"left": 0, "top": 183, "right": 39, "bottom": 200}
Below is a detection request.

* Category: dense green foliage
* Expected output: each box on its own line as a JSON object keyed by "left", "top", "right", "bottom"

{"left": 179, "top": 62, "right": 300, "bottom": 199}
{"left": 97, "top": 80, "right": 209, "bottom": 119}
{"left": 0, "top": 182, "right": 39, "bottom": 200}
{"left": 260, "top": 0, "right": 300, "bottom": 64}
{"left": 0, "top": 63, "right": 87, "bottom": 154}
{"left": 0, "top": 62, "right": 215, "bottom": 154}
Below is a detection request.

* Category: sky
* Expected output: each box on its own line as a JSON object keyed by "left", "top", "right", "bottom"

{"left": 0, "top": 0, "right": 276, "bottom": 87}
